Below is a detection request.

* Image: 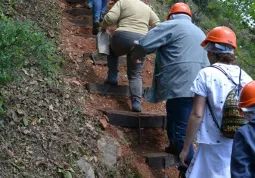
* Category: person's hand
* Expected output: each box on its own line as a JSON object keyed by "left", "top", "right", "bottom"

{"left": 179, "top": 149, "right": 189, "bottom": 168}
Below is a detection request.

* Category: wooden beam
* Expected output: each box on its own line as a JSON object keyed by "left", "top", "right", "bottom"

{"left": 66, "top": 8, "right": 92, "bottom": 16}
{"left": 103, "top": 109, "right": 166, "bottom": 128}
{"left": 72, "top": 19, "right": 92, "bottom": 27}
{"left": 76, "top": 34, "right": 96, "bottom": 39}
{"left": 145, "top": 152, "right": 178, "bottom": 169}
{"left": 86, "top": 83, "right": 149, "bottom": 97}
{"left": 86, "top": 83, "right": 129, "bottom": 96}
{"left": 66, "top": 0, "right": 85, "bottom": 4}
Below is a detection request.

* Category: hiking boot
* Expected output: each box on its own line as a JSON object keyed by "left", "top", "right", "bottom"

{"left": 131, "top": 99, "right": 142, "bottom": 112}
{"left": 178, "top": 171, "right": 186, "bottom": 178}
{"left": 92, "top": 22, "right": 100, "bottom": 35}
{"left": 104, "top": 79, "right": 118, "bottom": 86}
{"left": 165, "top": 145, "right": 178, "bottom": 155}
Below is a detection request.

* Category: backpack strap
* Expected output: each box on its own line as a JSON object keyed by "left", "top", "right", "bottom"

{"left": 238, "top": 67, "right": 242, "bottom": 96}
{"left": 206, "top": 65, "right": 242, "bottom": 133}
{"left": 206, "top": 100, "right": 222, "bottom": 132}
{"left": 209, "top": 65, "right": 237, "bottom": 86}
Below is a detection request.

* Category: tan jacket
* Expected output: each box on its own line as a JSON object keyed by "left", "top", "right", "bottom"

{"left": 103, "top": 0, "right": 160, "bottom": 35}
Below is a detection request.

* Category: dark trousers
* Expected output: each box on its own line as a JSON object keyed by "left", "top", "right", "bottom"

{"left": 107, "top": 31, "right": 145, "bottom": 101}
{"left": 166, "top": 97, "right": 194, "bottom": 173}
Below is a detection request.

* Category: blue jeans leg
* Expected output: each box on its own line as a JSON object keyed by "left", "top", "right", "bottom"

{"left": 93, "top": 0, "right": 101, "bottom": 22}
{"left": 126, "top": 54, "right": 145, "bottom": 102}
{"left": 106, "top": 48, "right": 119, "bottom": 83}
{"left": 100, "top": 0, "right": 108, "bottom": 20}
{"left": 166, "top": 98, "right": 194, "bottom": 173}
{"left": 93, "top": 0, "right": 108, "bottom": 22}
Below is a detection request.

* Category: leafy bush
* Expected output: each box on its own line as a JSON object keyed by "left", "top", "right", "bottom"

{"left": 0, "top": 13, "right": 61, "bottom": 85}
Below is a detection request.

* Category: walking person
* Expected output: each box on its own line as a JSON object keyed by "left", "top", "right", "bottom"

{"left": 101, "top": 0, "right": 160, "bottom": 112}
{"left": 179, "top": 26, "right": 253, "bottom": 178}
{"left": 231, "top": 80, "right": 255, "bottom": 178}
{"left": 92, "top": 0, "right": 108, "bottom": 35}
{"left": 131, "top": 3, "right": 209, "bottom": 176}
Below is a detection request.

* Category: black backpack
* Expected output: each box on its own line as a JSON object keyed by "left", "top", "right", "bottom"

{"left": 207, "top": 65, "right": 248, "bottom": 138}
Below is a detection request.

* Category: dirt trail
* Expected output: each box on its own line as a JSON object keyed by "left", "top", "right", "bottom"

{"left": 58, "top": 0, "right": 179, "bottom": 177}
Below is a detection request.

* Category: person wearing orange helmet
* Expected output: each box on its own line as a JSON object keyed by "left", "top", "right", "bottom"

{"left": 131, "top": 2, "right": 209, "bottom": 176}
{"left": 231, "top": 80, "right": 255, "bottom": 178}
{"left": 179, "top": 26, "right": 253, "bottom": 178}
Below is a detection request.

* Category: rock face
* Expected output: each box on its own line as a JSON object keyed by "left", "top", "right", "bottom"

{"left": 97, "top": 136, "right": 121, "bottom": 168}
{"left": 77, "top": 157, "right": 95, "bottom": 178}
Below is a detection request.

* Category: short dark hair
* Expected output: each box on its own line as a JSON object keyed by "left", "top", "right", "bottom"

{"left": 215, "top": 53, "right": 236, "bottom": 64}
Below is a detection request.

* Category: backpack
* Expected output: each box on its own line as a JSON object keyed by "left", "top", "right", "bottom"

{"left": 207, "top": 65, "right": 248, "bottom": 139}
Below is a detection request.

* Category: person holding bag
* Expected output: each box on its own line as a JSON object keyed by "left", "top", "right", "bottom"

{"left": 179, "top": 26, "right": 253, "bottom": 178}
{"left": 101, "top": 0, "right": 160, "bottom": 112}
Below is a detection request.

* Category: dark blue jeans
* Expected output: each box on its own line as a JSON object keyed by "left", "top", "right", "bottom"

{"left": 166, "top": 97, "right": 194, "bottom": 173}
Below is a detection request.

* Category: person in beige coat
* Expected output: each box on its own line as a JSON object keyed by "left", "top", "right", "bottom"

{"left": 101, "top": 0, "right": 160, "bottom": 112}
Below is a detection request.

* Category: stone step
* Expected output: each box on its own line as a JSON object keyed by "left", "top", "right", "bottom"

{"left": 86, "top": 83, "right": 149, "bottom": 97}
{"left": 103, "top": 109, "right": 166, "bottom": 128}
{"left": 66, "top": 8, "right": 92, "bottom": 16}
{"left": 145, "top": 152, "right": 178, "bottom": 169}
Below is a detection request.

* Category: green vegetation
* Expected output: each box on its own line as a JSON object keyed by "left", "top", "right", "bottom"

{"left": 0, "top": 13, "right": 61, "bottom": 85}
{"left": 191, "top": 0, "right": 255, "bottom": 78}
{"left": 165, "top": 0, "right": 255, "bottom": 78}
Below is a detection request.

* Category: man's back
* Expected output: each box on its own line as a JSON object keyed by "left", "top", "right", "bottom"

{"left": 104, "top": 0, "right": 160, "bottom": 35}
{"left": 141, "top": 15, "right": 209, "bottom": 101}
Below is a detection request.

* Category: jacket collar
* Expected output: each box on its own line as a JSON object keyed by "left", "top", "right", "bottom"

{"left": 169, "top": 14, "right": 192, "bottom": 21}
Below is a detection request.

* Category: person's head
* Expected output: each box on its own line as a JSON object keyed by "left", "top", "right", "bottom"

{"left": 166, "top": 3, "right": 192, "bottom": 20}
{"left": 201, "top": 26, "right": 237, "bottom": 64}
{"left": 239, "top": 80, "right": 255, "bottom": 120}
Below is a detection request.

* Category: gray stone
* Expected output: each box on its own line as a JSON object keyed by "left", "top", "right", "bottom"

{"left": 77, "top": 157, "right": 95, "bottom": 178}
{"left": 97, "top": 136, "right": 121, "bottom": 167}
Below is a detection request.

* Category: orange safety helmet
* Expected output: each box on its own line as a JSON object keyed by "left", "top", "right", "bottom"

{"left": 201, "top": 26, "right": 237, "bottom": 49}
{"left": 166, "top": 3, "right": 192, "bottom": 20}
{"left": 239, "top": 81, "right": 255, "bottom": 109}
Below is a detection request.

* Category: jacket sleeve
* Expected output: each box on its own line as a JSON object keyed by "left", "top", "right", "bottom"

{"left": 131, "top": 23, "right": 172, "bottom": 59}
{"left": 139, "top": 23, "right": 171, "bottom": 53}
{"left": 231, "top": 131, "right": 252, "bottom": 178}
{"left": 103, "top": 1, "right": 121, "bottom": 28}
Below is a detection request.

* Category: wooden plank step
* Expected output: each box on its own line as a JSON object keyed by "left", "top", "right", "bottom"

{"left": 89, "top": 53, "right": 127, "bottom": 66}
{"left": 66, "top": 8, "right": 92, "bottom": 16}
{"left": 76, "top": 34, "right": 96, "bottom": 39}
{"left": 72, "top": 19, "right": 92, "bottom": 26}
{"left": 103, "top": 109, "right": 166, "bottom": 128}
{"left": 145, "top": 152, "right": 178, "bottom": 169}
{"left": 66, "top": 0, "right": 85, "bottom": 4}
{"left": 86, "top": 83, "right": 149, "bottom": 97}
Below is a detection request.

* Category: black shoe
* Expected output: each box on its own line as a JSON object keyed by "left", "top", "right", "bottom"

{"left": 178, "top": 171, "right": 186, "bottom": 178}
{"left": 165, "top": 145, "right": 178, "bottom": 155}
{"left": 104, "top": 80, "right": 118, "bottom": 86}
{"left": 92, "top": 22, "right": 100, "bottom": 35}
